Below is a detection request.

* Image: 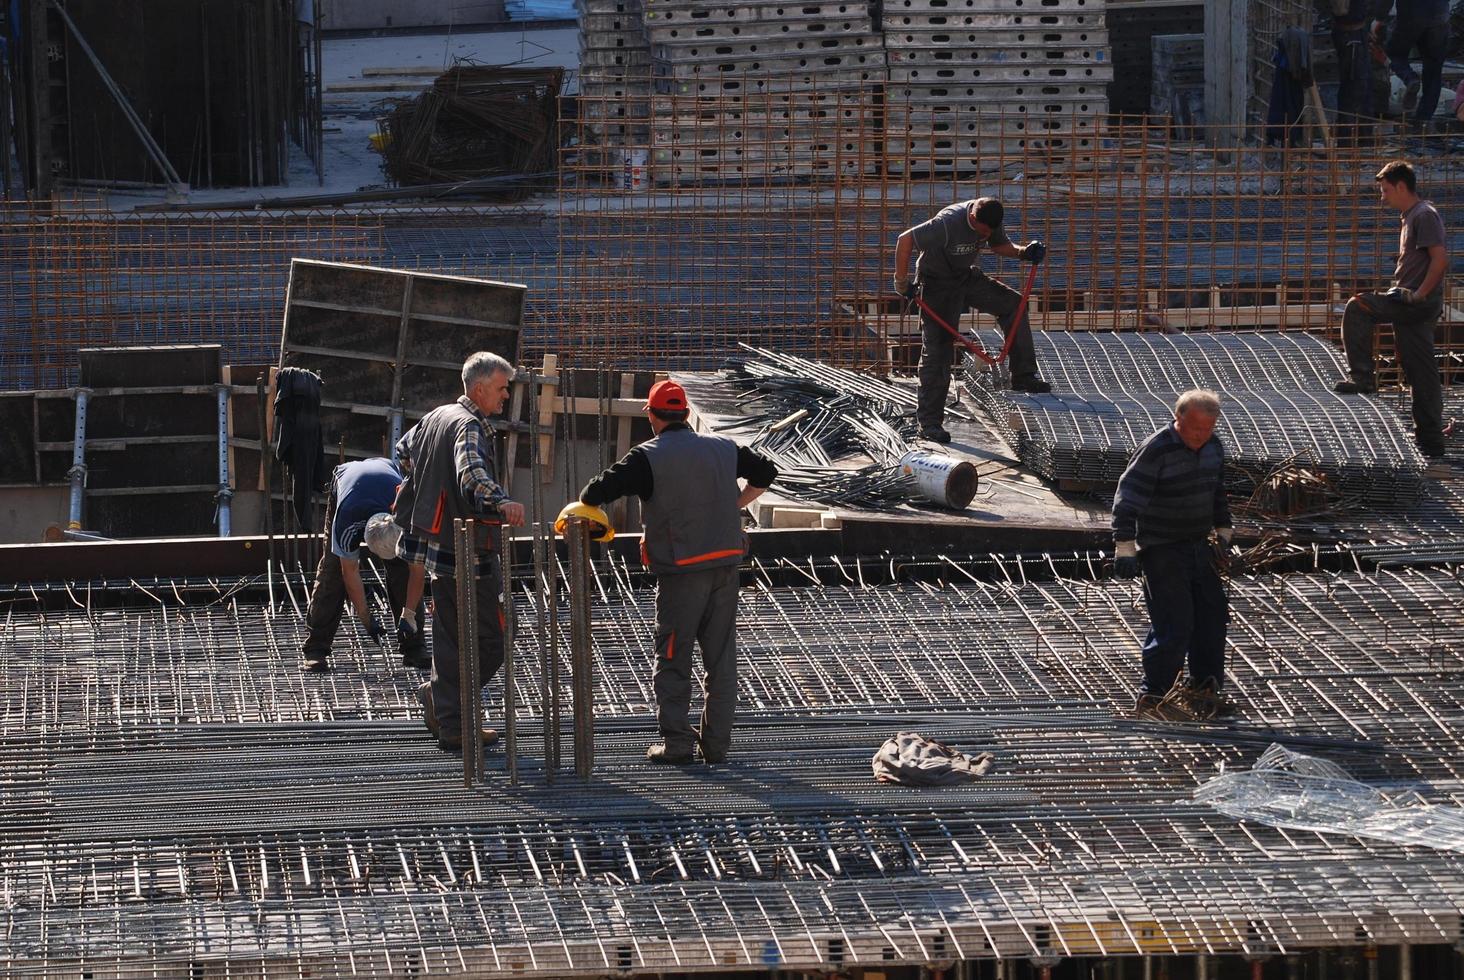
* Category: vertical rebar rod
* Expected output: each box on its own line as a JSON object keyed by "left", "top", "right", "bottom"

{"left": 501, "top": 523, "right": 518, "bottom": 785}
{"left": 455, "top": 518, "right": 483, "bottom": 787}
{"left": 565, "top": 516, "right": 594, "bottom": 779}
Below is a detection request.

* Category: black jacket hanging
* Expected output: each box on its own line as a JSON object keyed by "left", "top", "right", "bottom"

{"left": 273, "top": 366, "right": 327, "bottom": 530}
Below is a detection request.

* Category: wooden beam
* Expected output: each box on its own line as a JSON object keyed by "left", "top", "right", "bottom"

{"left": 537, "top": 354, "right": 557, "bottom": 480}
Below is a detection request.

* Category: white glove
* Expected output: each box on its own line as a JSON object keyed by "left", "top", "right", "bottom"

{"left": 1115, "top": 539, "right": 1138, "bottom": 559}
{"left": 1217, "top": 528, "right": 1233, "bottom": 547}
{"left": 893, "top": 274, "right": 913, "bottom": 296}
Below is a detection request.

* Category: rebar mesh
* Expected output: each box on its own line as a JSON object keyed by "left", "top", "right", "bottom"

{"left": 962, "top": 330, "right": 1428, "bottom": 501}
{"left": 4, "top": 560, "right": 1464, "bottom": 974}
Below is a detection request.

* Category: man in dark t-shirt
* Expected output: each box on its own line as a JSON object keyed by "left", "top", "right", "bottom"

{"left": 893, "top": 197, "right": 1051, "bottom": 443}
{"left": 1334, "top": 159, "right": 1450, "bottom": 458}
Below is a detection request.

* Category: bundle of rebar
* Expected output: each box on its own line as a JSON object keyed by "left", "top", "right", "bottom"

{"left": 963, "top": 330, "right": 1428, "bottom": 502}
{"left": 379, "top": 66, "right": 563, "bottom": 190}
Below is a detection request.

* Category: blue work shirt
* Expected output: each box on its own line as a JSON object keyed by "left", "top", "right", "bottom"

{"left": 330, "top": 458, "right": 403, "bottom": 559}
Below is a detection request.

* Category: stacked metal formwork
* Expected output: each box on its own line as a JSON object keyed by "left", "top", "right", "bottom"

{"left": 575, "top": 0, "right": 653, "bottom": 178}
{"left": 962, "top": 329, "right": 1429, "bottom": 501}
{"left": 4, "top": 561, "right": 1464, "bottom": 975}
{"left": 883, "top": 0, "right": 1112, "bottom": 175}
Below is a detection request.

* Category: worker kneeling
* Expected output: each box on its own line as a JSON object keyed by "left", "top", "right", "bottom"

{"left": 1112, "top": 389, "right": 1238, "bottom": 722}
{"left": 577, "top": 380, "right": 777, "bottom": 764}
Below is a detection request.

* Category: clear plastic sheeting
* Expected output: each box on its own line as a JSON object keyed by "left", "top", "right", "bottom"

{"left": 1196, "top": 744, "right": 1464, "bottom": 854}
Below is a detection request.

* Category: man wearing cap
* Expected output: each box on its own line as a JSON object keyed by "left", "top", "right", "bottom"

{"left": 893, "top": 197, "right": 1052, "bottom": 443}
{"left": 578, "top": 380, "right": 778, "bottom": 764}
{"left": 393, "top": 351, "right": 526, "bottom": 753}
{"left": 301, "top": 456, "right": 428, "bottom": 672}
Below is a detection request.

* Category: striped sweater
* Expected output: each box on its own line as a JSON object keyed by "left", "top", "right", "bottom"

{"left": 1112, "top": 424, "right": 1232, "bottom": 548}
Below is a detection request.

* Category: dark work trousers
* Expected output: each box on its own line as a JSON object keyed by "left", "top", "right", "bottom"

{"left": 652, "top": 565, "right": 740, "bottom": 757}
{"left": 1137, "top": 539, "right": 1229, "bottom": 697}
{"left": 918, "top": 275, "right": 1038, "bottom": 430}
{"left": 1387, "top": 14, "right": 1450, "bottom": 124}
{"left": 1342, "top": 289, "right": 1445, "bottom": 453}
{"left": 303, "top": 489, "right": 425, "bottom": 658}
{"left": 428, "top": 563, "right": 505, "bottom": 740}
{"left": 1331, "top": 25, "right": 1373, "bottom": 144}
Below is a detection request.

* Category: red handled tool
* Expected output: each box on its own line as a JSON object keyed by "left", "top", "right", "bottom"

{"left": 899, "top": 262, "right": 1040, "bottom": 366}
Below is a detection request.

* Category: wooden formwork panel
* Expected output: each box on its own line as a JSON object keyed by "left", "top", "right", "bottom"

{"left": 279, "top": 260, "right": 525, "bottom": 461}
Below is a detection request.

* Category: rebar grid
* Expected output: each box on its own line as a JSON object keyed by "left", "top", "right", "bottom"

{"left": 5, "top": 564, "right": 1462, "bottom": 765}
{"left": 962, "top": 329, "right": 1428, "bottom": 501}
{"left": 4, "top": 557, "right": 1464, "bottom": 974}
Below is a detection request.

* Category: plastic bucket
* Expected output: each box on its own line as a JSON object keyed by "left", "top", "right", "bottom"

{"left": 618, "top": 148, "right": 648, "bottom": 191}
{"left": 900, "top": 450, "right": 979, "bottom": 510}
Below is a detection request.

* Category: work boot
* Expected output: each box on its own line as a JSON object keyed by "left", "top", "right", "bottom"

{"left": 301, "top": 653, "right": 330, "bottom": 673}
{"left": 417, "top": 682, "right": 438, "bottom": 735}
{"left": 1185, "top": 679, "right": 1237, "bottom": 720}
{"left": 437, "top": 728, "right": 499, "bottom": 752}
{"left": 1010, "top": 374, "right": 1052, "bottom": 394}
{"left": 919, "top": 426, "right": 952, "bottom": 444}
{"left": 646, "top": 743, "right": 696, "bottom": 764}
{"left": 1333, "top": 379, "right": 1376, "bottom": 395}
{"left": 697, "top": 734, "right": 728, "bottom": 764}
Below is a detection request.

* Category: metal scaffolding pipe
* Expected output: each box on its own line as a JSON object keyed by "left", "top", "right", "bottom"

{"left": 66, "top": 387, "right": 91, "bottom": 531}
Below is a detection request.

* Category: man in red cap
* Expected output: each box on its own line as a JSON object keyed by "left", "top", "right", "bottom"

{"left": 578, "top": 379, "right": 778, "bottom": 764}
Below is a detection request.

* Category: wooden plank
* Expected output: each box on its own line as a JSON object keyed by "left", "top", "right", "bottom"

{"left": 538, "top": 354, "right": 558, "bottom": 481}
{"left": 611, "top": 372, "right": 636, "bottom": 530}
{"left": 502, "top": 377, "right": 526, "bottom": 496}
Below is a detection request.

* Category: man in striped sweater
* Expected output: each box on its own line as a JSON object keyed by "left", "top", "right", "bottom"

{"left": 1112, "top": 389, "right": 1235, "bottom": 720}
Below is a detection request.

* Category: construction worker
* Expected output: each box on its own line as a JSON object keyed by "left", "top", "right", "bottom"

{"left": 393, "top": 352, "right": 526, "bottom": 753}
{"left": 1112, "top": 390, "right": 1235, "bottom": 721}
{"left": 576, "top": 379, "right": 777, "bottom": 764}
{"left": 1329, "top": 0, "right": 1381, "bottom": 145}
{"left": 301, "top": 457, "right": 428, "bottom": 673}
{"left": 1333, "top": 160, "right": 1449, "bottom": 459}
{"left": 893, "top": 196, "right": 1051, "bottom": 444}
{"left": 1381, "top": 0, "right": 1450, "bottom": 130}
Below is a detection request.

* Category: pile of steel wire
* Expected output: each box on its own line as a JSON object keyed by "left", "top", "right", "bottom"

{"left": 681, "top": 345, "right": 972, "bottom": 506}
{"left": 379, "top": 66, "right": 563, "bottom": 190}
{"left": 963, "top": 330, "right": 1428, "bottom": 502}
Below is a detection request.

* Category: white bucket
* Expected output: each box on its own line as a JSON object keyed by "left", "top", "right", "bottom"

{"left": 900, "top": 450, "right": 979, "bottom": 510}
{"left": 618, "top": 148, "right": 648, "bottom": 191}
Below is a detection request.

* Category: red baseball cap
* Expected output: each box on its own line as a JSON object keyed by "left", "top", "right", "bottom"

{"left": 646, "top": 379, "right": 688, "bottom": 412}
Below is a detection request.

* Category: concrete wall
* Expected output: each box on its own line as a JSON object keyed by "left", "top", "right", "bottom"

{"left": 320, "top": 0, "right": 507, "bottom": 30}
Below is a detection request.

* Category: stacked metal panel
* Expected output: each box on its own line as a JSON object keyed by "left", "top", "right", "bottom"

{"left": 576, "top": 0, "right": 653, "bottom": 175}
{"left": 882, "top": 0, "right": 1112, "bottom": 175}
{"left": 640, "top": 0, "right": 886, "bottom": 183}
{"left": 962, "top": 330, "right": 1429, "bottom": 502}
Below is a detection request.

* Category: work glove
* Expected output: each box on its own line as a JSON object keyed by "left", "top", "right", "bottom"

{"left": 366, "top": 616, "right": 388, "bottom": 647}
{"left": 397, "top": 612, "right": 419, "bottom": 639}
{"left": 893, "top": 275, "right": 918, "bottom": 306}
{"left": 555, "top": 501, "right": 615, "bottom": 542}
{"left": 1211, "top": 528, "right": 1240, "bottom": 575}
{"left": 1113, "top": 540, "right": 1140, "bottom": 579}
{"left": 1020, "top": 240, "right": 1047, "bottom": 264}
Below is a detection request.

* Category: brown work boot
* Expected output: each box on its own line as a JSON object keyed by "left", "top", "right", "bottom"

{"left": 437, "top": 729, "right": 499, "bottom": 753}
{"left": 1184, "top": 678, "right": 1237, "bottom": 720}
{"left": 416, "top": 682, "right": 437, "bottom": 735}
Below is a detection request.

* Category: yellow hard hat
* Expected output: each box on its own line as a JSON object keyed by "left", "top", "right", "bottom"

{"left": 555, "top": 502, "right": 614, "bottom": 542}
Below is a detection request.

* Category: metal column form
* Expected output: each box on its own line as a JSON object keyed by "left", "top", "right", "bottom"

{"left": 215, "top": 383, "right": 233, "bottom": 537}
{"left": 564, "top": 516, "right": 595, "bottom": 779}
{"left": 66, "top": 387, "right": 92, "bottom": 530}
{"left": 455, "top": 518, "right": 485, "bottom": 787}
{"left": 388, "top": 406, "right": 405, "bottom": 465}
